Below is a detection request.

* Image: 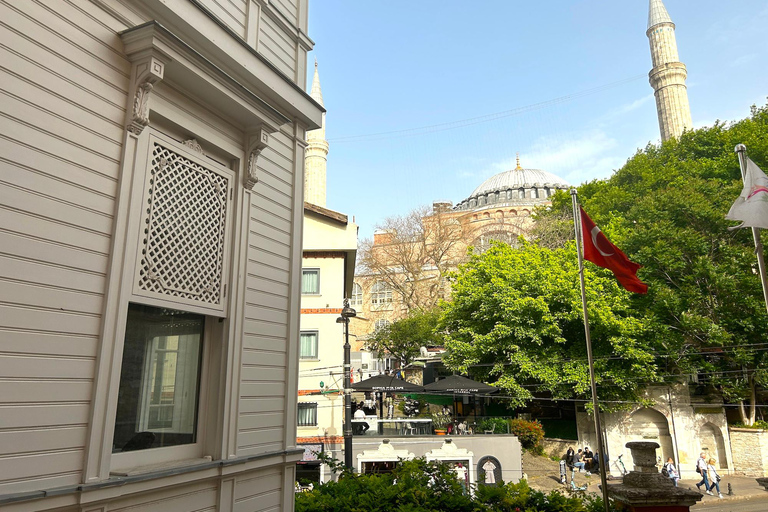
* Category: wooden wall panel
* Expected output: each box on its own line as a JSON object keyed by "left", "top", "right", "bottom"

{"left": 197, "top": 0, "right": 248, "bottom": 39}
{"left": 0, "top": 0, "right": 127, "bottom": 494}
{"left": 257, "top": 14, "right": 297, "bottom": 78}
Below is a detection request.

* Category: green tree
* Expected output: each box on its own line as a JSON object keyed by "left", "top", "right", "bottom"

{"left": 439, "top": 241, "right": 660, "bottom": 410}
{"left": 545, "top": 102, "right": 768, "bottom": 424}
{"left": 365, "top": 308, "right": 443, "bottom": 366}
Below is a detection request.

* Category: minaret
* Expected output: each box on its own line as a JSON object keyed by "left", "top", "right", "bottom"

{"left": 647, "top": 0, "right": 692, "bottom": 141}
{"left": 305, "top": 60, "right": 328, "bottom": 207}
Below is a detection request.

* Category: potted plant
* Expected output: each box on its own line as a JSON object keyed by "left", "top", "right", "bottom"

{"left": 431, "top": 411, "right": 451, "bottom": 435}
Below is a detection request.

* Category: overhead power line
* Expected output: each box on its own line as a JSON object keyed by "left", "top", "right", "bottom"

{"left": 328, "top": 74, "right": 647, "bottom": 144}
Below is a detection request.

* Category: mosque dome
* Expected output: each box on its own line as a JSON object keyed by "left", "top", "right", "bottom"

{"left": 454, "top": 162, "right": 570, "bottom": 211}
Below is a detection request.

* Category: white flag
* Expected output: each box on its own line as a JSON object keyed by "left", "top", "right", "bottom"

{"left": 726, "top": 157, "right": 768, "bottom": 229}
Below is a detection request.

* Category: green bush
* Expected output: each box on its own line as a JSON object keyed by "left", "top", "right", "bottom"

{"left": 508, "top": 419, "right": 545, "bottom": 451}
{"left": 480, "top": 417, "right": 509, "bottom": 434}
{"left": 732, "top": 419, "right": 768, "bottom": 429}
{"left": 296, "top": 456, "right": 619, "bottom": 512}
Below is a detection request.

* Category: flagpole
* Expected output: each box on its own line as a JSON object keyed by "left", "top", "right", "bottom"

{"left": 571, "top": 189, "right": 610, "bottom": 512}
{"left": 735, "top": 144, "right": 768, "bottom": 315}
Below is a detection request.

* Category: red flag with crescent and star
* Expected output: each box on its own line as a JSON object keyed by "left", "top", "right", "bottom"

{"left": 579, "top": 207, "right": 648, "bottom": 294}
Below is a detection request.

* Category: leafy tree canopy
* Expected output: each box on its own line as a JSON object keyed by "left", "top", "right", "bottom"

{"left": 439, "top": 241, "right": 660, "bottom": 411}
{"left": 366, "top": 308, "right": 443, "bottom": 366}
{"left": 544, "top": 102, "right": 768, "bottom": 422}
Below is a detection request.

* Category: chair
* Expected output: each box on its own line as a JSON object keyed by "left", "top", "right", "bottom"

{"left": 404, "top": 422, "right": 418, "bottom": 436}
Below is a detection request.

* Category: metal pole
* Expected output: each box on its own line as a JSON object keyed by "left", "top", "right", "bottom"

{"left": 735, "top": 144, "right": 768, "bottom": 315}
{"left": 343, "top": 317, "right": 353, "bottom": 470}
{"left": 571, "top": 189, "right": 611, "bottom": 512}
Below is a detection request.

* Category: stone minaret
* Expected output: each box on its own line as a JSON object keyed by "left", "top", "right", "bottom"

{"left": 305, "top": 60, "right": 328, "bottom": 207}
{"left": 647, "top": 0, "right": 692, "bottom": 141}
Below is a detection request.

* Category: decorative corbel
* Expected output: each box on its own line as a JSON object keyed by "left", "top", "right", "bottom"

{"left": 244, "top": 127, "right": 271, "bottom": 189}
{"left": 127, "top": 55, "right": 165, "bottom": 136}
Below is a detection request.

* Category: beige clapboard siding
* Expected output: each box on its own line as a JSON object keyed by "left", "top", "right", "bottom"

{"left": 270, "top": 0, "right": 298, "bottom": 26}
{"left": 108, "top": 483, "right": 219, "bottom": 512}
{"left": 258, "top": 13, "right": 297, "bottom": 78}
{"left": 0, "top": 0, "right": 131, "bottom": 495}
{"left": 198, "top": 0, "right": 247, "bottom": 39}
{"left": 234, "top": 469, "right": 283, "bottom": 512}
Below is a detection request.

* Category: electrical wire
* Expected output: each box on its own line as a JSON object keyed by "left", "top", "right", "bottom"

{"left": 328, "top": 74, "right": 647, "bottom": 143}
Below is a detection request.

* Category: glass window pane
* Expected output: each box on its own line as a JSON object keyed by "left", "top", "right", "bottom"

{"left": 113, "top": 303, "right": 204, "bottom": 453}
{"left": 300, "top": 331, "right": 318, "bottom": 359}
{"left": 302, "top": 269, "right": 319, "bottom": 294}
{"left": 298, "top": 403, "right": 317, "bottom": 426}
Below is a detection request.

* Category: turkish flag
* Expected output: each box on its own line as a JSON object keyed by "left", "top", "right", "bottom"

{"left": 579, "top": 207, "right": 648, "bottom": 294}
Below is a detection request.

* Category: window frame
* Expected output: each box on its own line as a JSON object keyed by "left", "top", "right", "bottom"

{"left": 297, "top": 402, "right": 318, "bottom": 427}
{"left": 350, "top": 282, "right": 363, "bottom": 307}
{"left": 370, "top": 280, "right": 393, "bottom": 310}
{"left": 110, "top": 307, "right": 218, "bottom": 471}
{"left": 301, "top": 268, "right": 321, "bottom": 295}
{"left": 299, "top": 330, "right": 319, "bottom": 360}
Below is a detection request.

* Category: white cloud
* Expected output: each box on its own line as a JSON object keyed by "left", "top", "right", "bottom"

{"left": 521, "top": 130, "right": 624, "bottom": 186}
{"left": 601, "top": 95, "right": 654, "bottom": 121}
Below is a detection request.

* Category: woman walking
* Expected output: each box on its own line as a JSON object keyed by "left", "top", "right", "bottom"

{"left": 707, "top": 458, "right": 723, "bottom": 499}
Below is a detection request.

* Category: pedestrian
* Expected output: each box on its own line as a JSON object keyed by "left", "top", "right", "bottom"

{"left": 573, "top": 448, "right": 587, "bottom": 473}
{"left": 696, "top": 452, "right": 711, "bottom": 495}
{"left": 707, "top": 458, "right": 723, "bottom": 499}
{"left": 663, "top": 457, "right": 679, "bottom": 487}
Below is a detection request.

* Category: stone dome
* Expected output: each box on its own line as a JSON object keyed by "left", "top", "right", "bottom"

{"left": 454, "top": 167, "right": 570, "bottom": 211}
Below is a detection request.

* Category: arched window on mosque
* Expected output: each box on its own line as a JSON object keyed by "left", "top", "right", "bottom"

{"left": 518, "top": 188, "right": 525, "bottom": 199}
{"left": 350, "top": 282, "right": 363, "bottom": 307}
{"left": 532, "top": 188, "right": 538, "bottom": 199}
{"left": 471, "top": 230, "right": 520, "bottom": 254}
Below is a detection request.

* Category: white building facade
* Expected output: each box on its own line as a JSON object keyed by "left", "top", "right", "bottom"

{"left": 0, "top": 1, "right": 321, "bottom": 511}
{"left": 295, "top": 63, "right": 359, "bottom": 480}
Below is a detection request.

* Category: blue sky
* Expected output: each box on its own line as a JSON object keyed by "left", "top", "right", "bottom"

{"left": 306, "top": 1, "right": 768, "bottom": 240}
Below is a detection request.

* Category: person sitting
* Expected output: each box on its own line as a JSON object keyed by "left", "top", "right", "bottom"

{"left": 353, "top": 407, "right": 369, "bottom": 434}
{"left": 572, "top": 449, "right": 588, "bottom": 473}
{"left": 583, "top": 446, "right": 594, "bottom": 472}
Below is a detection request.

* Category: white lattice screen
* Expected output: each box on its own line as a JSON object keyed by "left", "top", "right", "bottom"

{"left": 135, "top": 141, "right": 230, "bottom": 309}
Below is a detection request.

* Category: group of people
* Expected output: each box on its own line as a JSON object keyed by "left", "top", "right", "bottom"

{"left": 563, "top": 446, "right": 600, "bottom": 476}
{"left": 695, "top": 452, "right": 723, "bottom": 498}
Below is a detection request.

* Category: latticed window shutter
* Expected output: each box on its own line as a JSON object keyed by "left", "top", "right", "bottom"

{"left": 133, "top": 137, "right": 233, "bottom": 315}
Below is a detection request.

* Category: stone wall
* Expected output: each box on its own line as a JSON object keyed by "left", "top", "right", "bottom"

{"left": 729, "top": 428, "right": 768, "bottom": 477}
{"left": 541, "top": 438, "right": 574, "bottom": 459}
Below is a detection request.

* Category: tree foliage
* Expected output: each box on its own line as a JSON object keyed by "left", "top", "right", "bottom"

{"left": 439, "top": 241, "right": 660, "bottom": 411}
{"left": 543, "top": 102, "right": 768, "bottom": 423}
{"left": 365, "top": 308, "right": 443, "bottom": 366}
{"left": 295, "top": 456, "right": 611, "bottom": 512}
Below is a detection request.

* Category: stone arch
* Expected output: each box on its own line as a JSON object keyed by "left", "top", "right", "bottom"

{"left": 626, "top": 408, "right": 674, "bottom": 465}
{"left": 700, "top": 422, "right": 728, "bottom": 469}
{"left": 495, "top": 210, "right": 504, "bottom": 218}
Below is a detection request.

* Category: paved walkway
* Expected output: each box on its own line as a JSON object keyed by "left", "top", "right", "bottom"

{"left": 677, "top": 475, "right": 768, "bottom": 507}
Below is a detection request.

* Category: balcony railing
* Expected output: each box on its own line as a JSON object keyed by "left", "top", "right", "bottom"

{"left": 352, "top": 416, "right": 515, "bottom": 437}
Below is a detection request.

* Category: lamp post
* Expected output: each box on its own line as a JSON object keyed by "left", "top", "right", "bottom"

{"left": 336, "top": 298, "right": 356, "bottom": 470}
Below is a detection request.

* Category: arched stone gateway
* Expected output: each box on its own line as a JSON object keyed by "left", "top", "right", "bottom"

{"left": 626, "top": 408, "right": 674, "bottom": 466}
{"left": 700, "top": 422, "right": 728, "bottom": 469}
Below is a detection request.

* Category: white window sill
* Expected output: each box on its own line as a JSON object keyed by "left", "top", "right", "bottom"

{"left": 110, "top": 456, "right": 212, "bottom": 477}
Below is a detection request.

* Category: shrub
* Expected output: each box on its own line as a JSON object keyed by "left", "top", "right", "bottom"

{"left": 296, "top": 457, "right": 620, "bottom": 511}
{"left": 480, "top": 417, "right": 509, "bottom": 434}
{"left": 508, "top": 419, "right": 545, "bottom": 451}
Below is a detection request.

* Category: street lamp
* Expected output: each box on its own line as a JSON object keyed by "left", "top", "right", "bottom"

{"left": 336, "top": 298, "right": 356, "bottom": 470}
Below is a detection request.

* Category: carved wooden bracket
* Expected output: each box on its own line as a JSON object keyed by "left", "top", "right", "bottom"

{"left": 244, "top": 127, "right": 271, "bottom": 189}
{"left": 127, "top": 55, "right": 166, "bottom": 136}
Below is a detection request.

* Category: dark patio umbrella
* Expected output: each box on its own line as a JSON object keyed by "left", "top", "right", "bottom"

{"left": 424, "top": 375, "right": 498, "bottom": 395}
{"left": 424, "top": 375, "right": 499, "bottom": 422}
{"left": 351, "top": 374, "right": 426, "bottom": 392}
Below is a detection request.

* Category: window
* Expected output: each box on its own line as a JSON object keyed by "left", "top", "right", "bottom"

{"left": 113, "top": 303, "right": 204, "bottom": 452}
{"left": 371, "top": 281, "right": 392, "bottom": 309}
{"left": 302, "top": 268, "right": 320, "bottom": 294}
{"left": 300, "top": 331, "right": 319, "bottom": 359}
{"left": 350, "top": 283, "right": 363, "bottom": 306}
{"left": 374, "top": 319, "right": 391, "bottom": 332}
{"left": 298, "top": 403, "right": 318, "bottom": 426}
